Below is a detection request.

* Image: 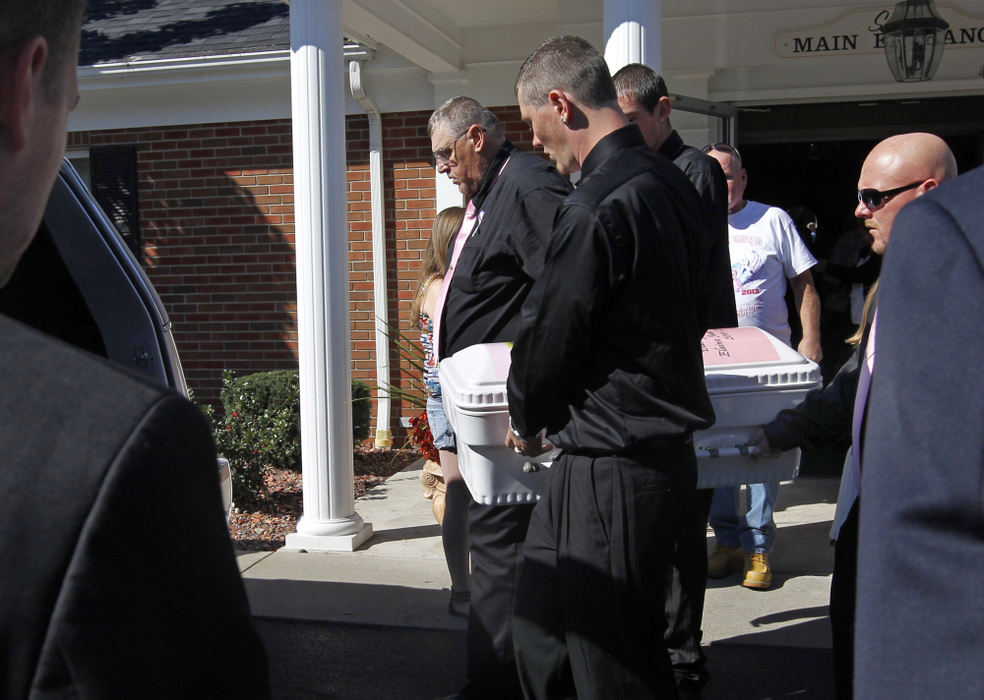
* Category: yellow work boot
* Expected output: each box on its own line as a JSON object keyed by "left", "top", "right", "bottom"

{"left": 743, "top": 553, "right": 772, "bottom": 589}
{"left": 707, "top": 545, "right": 743, "bottom": 578}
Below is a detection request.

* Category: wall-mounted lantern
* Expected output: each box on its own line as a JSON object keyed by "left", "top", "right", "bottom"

{"left": 882, "top": 0, "right": 949, "bottom": 82}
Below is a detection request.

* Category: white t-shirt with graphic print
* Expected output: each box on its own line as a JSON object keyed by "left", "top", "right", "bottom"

{"left": 728, "top": 200, "right": 816, "bottom": 346}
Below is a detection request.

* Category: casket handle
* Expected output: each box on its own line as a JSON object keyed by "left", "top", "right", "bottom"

{"left": 695, "top": 444, "right": 764, "bottom": 459}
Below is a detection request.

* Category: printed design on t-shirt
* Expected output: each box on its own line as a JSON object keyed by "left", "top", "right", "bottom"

{"left": 732, "top": 250, "right": 764, "bottom": 293}
{"left": 736, "top": 298, "right": 765, "bottom": 320}
{"left": 733, "top": 250, "right": 765, "bottom": 320}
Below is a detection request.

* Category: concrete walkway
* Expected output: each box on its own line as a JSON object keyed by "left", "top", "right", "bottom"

{"left": 238, "top": 464, "right": 839, "bottom": 650}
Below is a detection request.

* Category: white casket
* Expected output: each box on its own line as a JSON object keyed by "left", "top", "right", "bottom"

{"left": 439, "top": 327, "right": 821, "bottom": 503}
{"left": 695, "top": 327, "right": 822, "bottom": 488}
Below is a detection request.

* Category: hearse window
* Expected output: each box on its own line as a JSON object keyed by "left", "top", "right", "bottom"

{"left": 0, "top": 221, "right": 107, "bottom": 357}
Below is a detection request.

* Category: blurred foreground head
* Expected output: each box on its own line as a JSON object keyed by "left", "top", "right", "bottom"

{"left": 0, "top": 0, "right": 86, "bottom": 286}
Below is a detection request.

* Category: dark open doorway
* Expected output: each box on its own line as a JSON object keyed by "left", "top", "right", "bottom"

{"left": 731, "top": 96, "right": 984, "bottom": 475}
{"left": 736, "top": 95, "right": 984, "bottom": 261}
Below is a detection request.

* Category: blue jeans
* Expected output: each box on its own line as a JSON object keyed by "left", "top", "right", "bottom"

{"left": 426, "top": 395, "right": 456, "bottom": 452}
{"left": 708, "top": 482, "right": 779, "bottom": 554}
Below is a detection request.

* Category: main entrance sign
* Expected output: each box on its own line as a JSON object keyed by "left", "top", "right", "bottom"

{"left": 775, "top": 4, "right": 984, "bottom": 58}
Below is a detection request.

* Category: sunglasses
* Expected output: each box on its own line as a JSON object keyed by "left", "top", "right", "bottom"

{"left": 702, "top": 143, "right": 742, "bottom": 163}
{"left": 433, "top": 128, "right": 472, "bottom": 166}
{"left": 857, "top": 180, "right": 923, "bottom": 209}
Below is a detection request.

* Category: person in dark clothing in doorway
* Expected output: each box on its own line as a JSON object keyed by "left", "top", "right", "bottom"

{"left": 750, "top": 132, "right": 957, "bottom": 699}
{"left": 427, "top": 95, "right": 572, "bottom": 699}
{"left": 613, "top": 62, "right": 737, "bottom": 698}
{"left": 506, "top": 36, "right": 714, "bottom": 699}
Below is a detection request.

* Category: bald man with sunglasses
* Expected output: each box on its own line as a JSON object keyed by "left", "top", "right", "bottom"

{"left": 855, "top": 134, "right": 956, "bottom": 254}
{"left": 855, "top": 161, "right": 983, "bottom": 700}
{"left": 751, "top": 132, "right": 957, "bottom": 698}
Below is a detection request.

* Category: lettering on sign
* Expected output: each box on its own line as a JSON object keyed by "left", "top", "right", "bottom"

{"left": 775, "top": 4, "right": 984, "bottom": 58}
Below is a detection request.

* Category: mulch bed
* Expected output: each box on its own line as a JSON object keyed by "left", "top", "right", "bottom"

{"left": 229, "top": 445, "right": 421, "bottom": 551}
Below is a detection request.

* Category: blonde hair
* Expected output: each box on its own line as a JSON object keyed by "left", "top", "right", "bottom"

{"left": 409, "top": 206, "right": 465, "bottom": 321}
{"left": 846, "top": 278, "right": 879, "bottom": 347}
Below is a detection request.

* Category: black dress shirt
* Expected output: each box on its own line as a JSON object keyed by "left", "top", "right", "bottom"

{"left": 439, "top": 142, "right": 572, "bottom": 358}
{"left": 508, "top": 125, "right": 715, "bottom": 454}
{"left": 658, "top": 130, "right": 738, "bottom": 329}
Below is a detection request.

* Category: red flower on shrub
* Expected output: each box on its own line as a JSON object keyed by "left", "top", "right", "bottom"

{"left": 408, "top": 412, "right": 439, "bottom": 463}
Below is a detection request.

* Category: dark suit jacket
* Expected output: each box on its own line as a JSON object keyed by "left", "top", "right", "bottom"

{"left": 856, "top": 165, "right": 984, "bottom": 698}
{"left": 439, "top": 142, "right": 572, "bottom": 358}
{"left": 0, "top": 314, "right": 269, "bottom": 698}
{"left": 763, "top": 301, "right": 875, "bottom": 453}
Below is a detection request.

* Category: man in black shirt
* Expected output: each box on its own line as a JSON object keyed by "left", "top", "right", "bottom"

{"left": 507, "top": 36, "right": 714, "bottom": 698}
{"left": 613, "top": 62, "right": 737, "bottom": 698}
{"left": 613, "top": 63, "right": 736, "bottom": 330}
{"left": 427, "top": 96, "right": 571, "bottom": 699}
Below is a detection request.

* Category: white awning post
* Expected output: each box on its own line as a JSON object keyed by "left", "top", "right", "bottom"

{"left": 348, "top": 58, "right": 393, "bottom": 450}
{"left": 284, "top": 0, "right": 372, "bottom": 552}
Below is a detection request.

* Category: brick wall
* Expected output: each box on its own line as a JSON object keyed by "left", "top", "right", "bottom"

{"left": 346, "top": 110, "right": 436, "bottom": 430}
{"left": 68, "top": 120, "right": 299, "bottom": 410}
{"left": 66, "top": 105, "right": 540, "bottom": 436}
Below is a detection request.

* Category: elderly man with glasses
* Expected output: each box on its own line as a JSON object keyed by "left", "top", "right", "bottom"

{"left": 427, "top": 96, "right": 571, "bottom": 700}
{"left": 750, "top": 132, "right": 957, "bottom": 698}
{"left": 702, "top": 143, "right": 823, "bottom": 593}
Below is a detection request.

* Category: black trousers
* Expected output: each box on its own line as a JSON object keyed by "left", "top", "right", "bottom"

{"left": 513, "top": 447, "right": 696, "bottom": 699}
{"left": 664, "top": 488, "right": 714, "bottom": 692}
{"left": 830, "top": 500, "right": 858, "bottom": 700}
{"left": 465, "top": 499, "right": 536, "bottom": 699}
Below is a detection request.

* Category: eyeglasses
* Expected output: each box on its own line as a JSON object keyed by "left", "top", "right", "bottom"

{"left": 857, "top": 180, "right": 924, "bottom": 209}
{"left": 702, "top": 143, "right": 742, "bottom": 163}
{"left": 433, "top": 128, "right": 472, "bottom": 166}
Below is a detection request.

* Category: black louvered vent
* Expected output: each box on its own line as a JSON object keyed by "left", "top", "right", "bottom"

{"left": 90, "top": 144, "right": 140, "bottom": 258}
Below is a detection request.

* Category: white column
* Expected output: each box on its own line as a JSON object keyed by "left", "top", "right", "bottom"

{"left": 429, "top": 71, "right": 469, "bottom": 213}
{"left": 604, "top": 0, "right": 663, "bottom": 74}
{"left": 284, "top": 0, "right": 372, "bottom": 552}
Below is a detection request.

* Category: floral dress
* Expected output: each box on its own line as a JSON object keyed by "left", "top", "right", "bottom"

{"left": 419, "top": 312, "right": 441, "bottom": 399}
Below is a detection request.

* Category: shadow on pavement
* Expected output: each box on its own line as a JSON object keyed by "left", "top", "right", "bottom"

{"left": 255, "top": 617, "right": 467, "bottom": 699}
{"left": 704, "top": 642, "right": 834, "bottom": 698}
{"left": 717, "top": 616, "right": 832, "bottom": 649}
{"left": 254, "top": 617, "right": 835, "bottom": 699}
{"left": 360, "top": 524, "right": 443, "bottom": 547}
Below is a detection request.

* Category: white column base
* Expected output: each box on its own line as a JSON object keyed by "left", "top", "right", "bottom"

{"left": 283, "top": 522, "right": 374, "bottom": 552}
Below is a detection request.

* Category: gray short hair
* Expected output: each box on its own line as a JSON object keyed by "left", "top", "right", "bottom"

{"left": 428, "top": 96, "right": 504, "bottom": 141}
{"left": 515, "top": 35, "right": 617, "bottom": 109}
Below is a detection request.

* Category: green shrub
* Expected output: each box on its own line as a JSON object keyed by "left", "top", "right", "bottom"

{"left": 208, "top": 370, "right": 374, "bottom": 508}
{"left": 213, "top": 370, "right": 299, "bottom": 509}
